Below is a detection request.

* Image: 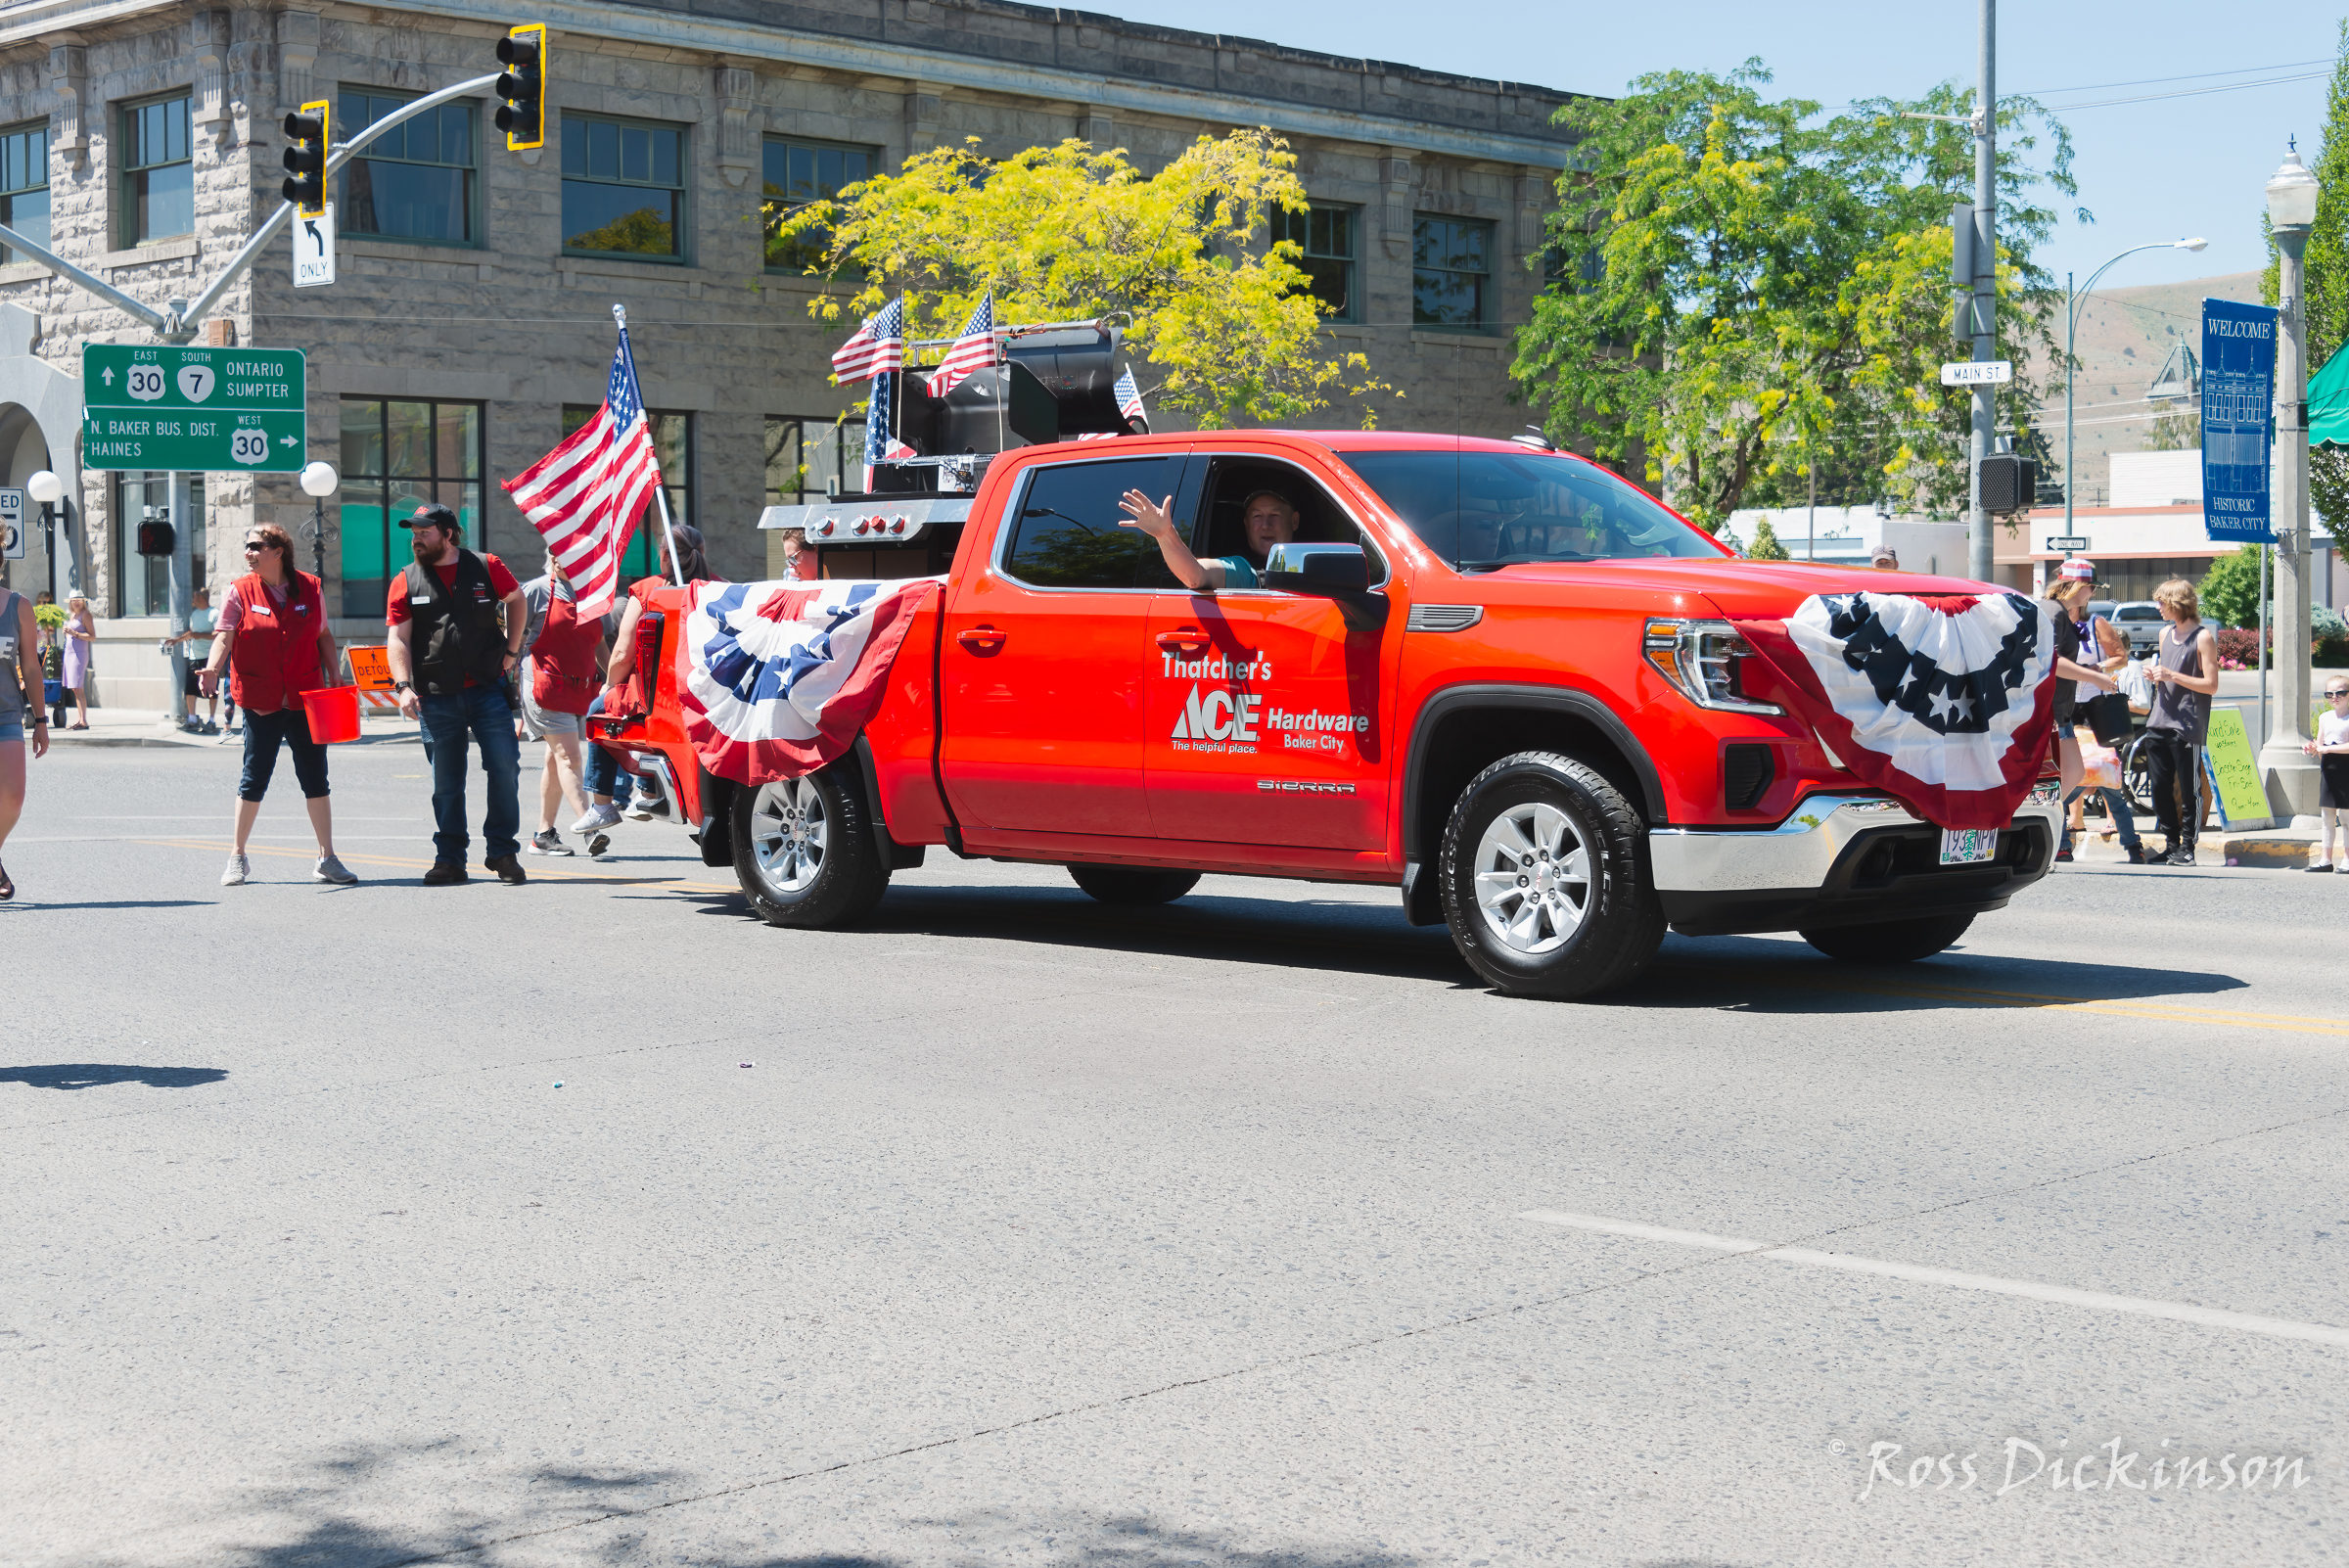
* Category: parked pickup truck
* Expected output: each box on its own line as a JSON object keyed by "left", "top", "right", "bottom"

{"left": 597, "top": 429, "right": 2061, "bottom": 998}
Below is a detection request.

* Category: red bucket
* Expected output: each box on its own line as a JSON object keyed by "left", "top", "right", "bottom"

{"left": 299, "top": 685, "right": 362, "bottom": 745}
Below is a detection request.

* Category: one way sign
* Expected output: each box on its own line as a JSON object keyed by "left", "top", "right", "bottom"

{"left": 294, "top": 202, "right": 336, "bottom": 289}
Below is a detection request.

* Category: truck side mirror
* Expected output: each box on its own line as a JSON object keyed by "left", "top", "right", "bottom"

{"left": 1261, "top": 543, "right": 1387, "bottom": 630}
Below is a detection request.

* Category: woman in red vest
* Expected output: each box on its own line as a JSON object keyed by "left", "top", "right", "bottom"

{"left": 196, "top": 524, "right": 357, "bottom": 888}
{"left": 516, "top": 553, "right": 609, "bottom": 855}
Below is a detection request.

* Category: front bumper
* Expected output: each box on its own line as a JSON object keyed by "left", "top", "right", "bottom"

{"left": 1648, "top": 788, "right": 2062, "bottom": 937}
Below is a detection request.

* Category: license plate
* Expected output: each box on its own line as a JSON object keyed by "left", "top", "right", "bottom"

{"left": 1939, "top": 828, "right": 1999, "bottom": 866}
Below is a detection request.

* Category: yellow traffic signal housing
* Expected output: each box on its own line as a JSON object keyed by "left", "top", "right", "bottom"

{"left": 495, "top": 24, "right": 547, "bottom": 152}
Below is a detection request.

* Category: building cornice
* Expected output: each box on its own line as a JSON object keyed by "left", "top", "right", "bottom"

{"left": 0, "top": 0, "right": 1579, "bottom": 168}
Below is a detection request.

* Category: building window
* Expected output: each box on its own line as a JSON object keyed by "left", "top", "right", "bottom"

{"left": 113, "top": 474, "right": 205, "bottom": 619}
{"left": 562, "top": 114, "right": 685, "bottom": 260}
{"left": 1271, "top": 203, "right": 1358, "bottom": 322}
{"left": 761, "top": 137, "right": 875, "bottom": 273}
{"left": 340, "top": 89, "right": 476, "bottom": 245}
{"left": 118, "top": 93, "right": 193, "bottom": 248}
{"left": 339, "top": 398, "right": 484, "bottom": 618}
{"left": 763, "top": 415, "right": 866, "bottom": 506}
{"left": 564, "top": 405, "right": 689, "bottom": 578}
{"left": 1412, "top": 214, "right": 1493, "bottom": 333}
{"left": 0, "top": 121, "right": 50, "bottom": 263}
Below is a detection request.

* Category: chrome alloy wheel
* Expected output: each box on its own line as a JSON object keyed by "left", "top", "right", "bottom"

{"left": 1471, "top": 800, "right": 1591, "bottom": 954}
{"left": 748, "top": 777, "right": 828, "bottom": 895}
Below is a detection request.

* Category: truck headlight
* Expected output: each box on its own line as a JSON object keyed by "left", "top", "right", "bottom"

{"left": 1642, "top": 618, "right": 1784, "bottom": 715}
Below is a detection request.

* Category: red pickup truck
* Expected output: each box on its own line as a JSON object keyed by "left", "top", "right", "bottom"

{"left": 597, "top": 429, "right": 2061, "bottom": 998}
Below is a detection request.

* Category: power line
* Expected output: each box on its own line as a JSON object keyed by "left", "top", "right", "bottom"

{"left": 2008, "top": 58, "right": 2332, "bottom": 98}
{"left": 2040, "top": 71, "right": 2329, "bottom": 114}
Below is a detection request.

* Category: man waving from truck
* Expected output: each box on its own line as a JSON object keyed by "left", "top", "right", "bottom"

{"left": 1120, "top": 486, "right": 1300, "bottom": 590}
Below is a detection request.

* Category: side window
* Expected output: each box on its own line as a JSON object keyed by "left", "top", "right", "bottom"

{"left": 1194, "top": 457, "right": 1385, "bottom": 585}
{"left": 1001, "top": 457, "right": 1187, "bottom": 590}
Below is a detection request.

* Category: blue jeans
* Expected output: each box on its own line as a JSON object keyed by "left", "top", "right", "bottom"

{"left": 2063, "top": 785, "right": 2142, "bottom": 852}
{"left": 580, "top": 692, "right": 632, "bottom": 806}
{"left": 419, "top": 685, "right": 522, "bottom": 862}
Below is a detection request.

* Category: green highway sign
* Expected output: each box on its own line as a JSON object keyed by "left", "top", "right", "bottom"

{"left": 80, "top": 345, "right": 306, "bottom": 472}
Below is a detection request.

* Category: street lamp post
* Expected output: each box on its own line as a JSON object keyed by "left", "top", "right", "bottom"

{"left": 2262, "top": 146, "right": 2321, "bottom": 818}
{"left": 24, "top": 468, "right": 63, "bottom": 601}
{"left": 298, "top": 461, "right": 339, "bottom": 584}
{"left": 2064, "top": 239, "right": 2208, "bottom": 582}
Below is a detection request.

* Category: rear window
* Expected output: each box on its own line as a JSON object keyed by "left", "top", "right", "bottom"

{"left": 1000, "top": 456, "right": 1185, "bottom": 590}
{"left": 2114, "top": 605, "right": 2160, "bottom": 621}
{"left": 1333, "top": 448, "right": 1725, "bottom": 571}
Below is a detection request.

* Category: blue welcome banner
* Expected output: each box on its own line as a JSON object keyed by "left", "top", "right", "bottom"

{"left": 2201, "top": 297, "right": 2278, "bottom": 542}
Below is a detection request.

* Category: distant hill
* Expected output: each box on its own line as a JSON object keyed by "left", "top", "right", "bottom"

{"left": 2018, "top": 270, "right": 2261, "bottom": 507}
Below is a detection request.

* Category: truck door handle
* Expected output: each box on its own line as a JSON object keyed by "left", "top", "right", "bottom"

{"left": 956, "top": 626, "right": 1008, "bottom": 653}
{"left": 1156, "top": 628, "right": 1208, "bottom": 654}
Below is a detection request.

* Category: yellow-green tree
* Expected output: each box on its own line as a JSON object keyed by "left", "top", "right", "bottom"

{"left": 772, "top": 131, "right": 1390, "bottom": 428}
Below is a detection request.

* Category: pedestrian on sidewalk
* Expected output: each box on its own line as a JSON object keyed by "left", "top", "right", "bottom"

{"left": 2050, "top": 562, "right": 2143, "bottom": 863}
{"left": 2304, "top": 675, "right": 2349, "bottom": 872}
{"left": 59, "top": 593, "right": 92, "bottom": 729}
{"left": 516, "top": 554, "right": 607, "bottom": 856}
{"left": 0, "top": 583, "right": 52, "bottom": 899}
{"left": 2143, "top": 578, "right": 2220, "bottom": 867}
{"left": 169, "top": 589, "right": 223, "bottom": 735}
{"left": 2045, "top": 562, "right": 2121, "bottom": 864}
{"left": 385, "top": 505, "right": 530, "bottom": 886}
{"left": 574, "top": 524, "right": 723, "bottom": 844}
{"left": 196, "top": 525, "right": 357, "bottom": 888}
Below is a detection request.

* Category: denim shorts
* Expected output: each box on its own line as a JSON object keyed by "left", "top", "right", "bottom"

{"left": 0, "top": 715, "right": 23, "bottom": 744}
{"left": 2055, "top": 718, "right": 2076, "bottom": 740}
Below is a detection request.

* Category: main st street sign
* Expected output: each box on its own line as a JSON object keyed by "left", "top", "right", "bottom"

{"left": 81, "top": 345, "right": 306, "bottom": 472}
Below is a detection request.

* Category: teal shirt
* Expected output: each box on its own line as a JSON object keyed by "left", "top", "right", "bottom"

{"left": 1216, "top": 554, "right": 1259, "bottom": 588}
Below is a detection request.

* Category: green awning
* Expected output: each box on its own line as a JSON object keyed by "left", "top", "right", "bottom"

{"left": 2312, "top": 341, "right": 2349, "bottom": 447}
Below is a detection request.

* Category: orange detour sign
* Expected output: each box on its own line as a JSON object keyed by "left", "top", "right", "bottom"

{"left": 346, "top": 645, "right": 403, "bottom": 710}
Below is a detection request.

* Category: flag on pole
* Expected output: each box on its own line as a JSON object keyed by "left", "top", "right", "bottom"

{"left": 928, "top": 293, "right": 999, "bottom": 396}
{"left": 861, "top": 373, "right": 916, "bottom": 489}
{"left": 1114, "top": 365, "right": 1145, "bottom": 424}
{"left": 503, "top": 317, "right": 660, "bottom": 619}
{"left": 830, "top": 296, "right": 905, "bottom": 383}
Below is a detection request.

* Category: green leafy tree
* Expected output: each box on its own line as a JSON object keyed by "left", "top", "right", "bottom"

{"left": 773, "top": 131, "right": 1392, "bottom": 428}
{"left": 2199, "top": 544, "right": 2265, "bottom": 629}
{"left": 1744, "top": 517, "right": 1791, "bottom": 559}
{"left": 2264, "top": 21, "right": 2349, "bottom": 530}
{"left": 1512, "top": 62, "right": 2077, "bottom": 530}
{"left": 2143, "top": 404, "right": 2200, "bottom": 451}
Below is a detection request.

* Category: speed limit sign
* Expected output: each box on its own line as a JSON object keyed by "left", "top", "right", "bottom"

{"left": 0, "top": 487, "right": 22, "bottom": 559}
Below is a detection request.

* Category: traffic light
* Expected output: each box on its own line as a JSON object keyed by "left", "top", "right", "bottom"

{"left": 1978, "top": 452, "right": 2038, "bottom": 514}
{"left": 282, "top": 100, "right": 329, "bottom": 215}
{"left": 495, "top": 24, "right": 547, "bottom": 152}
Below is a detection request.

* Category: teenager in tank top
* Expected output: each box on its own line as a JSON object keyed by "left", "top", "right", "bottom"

{"left": 2143, "top": 577, "right": 2220, "bottom": 866}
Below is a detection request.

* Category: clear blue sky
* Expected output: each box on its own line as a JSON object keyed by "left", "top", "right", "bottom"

{"left": 1109, "top": 0, "right": 2340, "bottom": 290}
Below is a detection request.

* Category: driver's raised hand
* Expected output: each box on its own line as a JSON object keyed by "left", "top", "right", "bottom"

{"left": 1118, "top": 490, "right": 1175, "bottom": 538}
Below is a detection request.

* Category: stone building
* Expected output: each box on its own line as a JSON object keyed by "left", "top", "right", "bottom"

{"left": 0, "top": 0, "right": 1579, "bottom": 707}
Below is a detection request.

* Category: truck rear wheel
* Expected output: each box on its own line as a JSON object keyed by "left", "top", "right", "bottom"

{"left": 1438, "top": 751, "right": 1665, "bottom": 999}
{"left": 1800, "top": 914, "right": 1972, "bottom": 964}
{"left": 732, "top": 765, "right": 892, "bottom": 928}
{"left": 1068, "top": 864, "right": 1201, "bottom": 905}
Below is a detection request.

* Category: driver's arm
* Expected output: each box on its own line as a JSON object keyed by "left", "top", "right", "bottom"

{"left": 1118, "top": 490, "right": 1222, "bottom": 591}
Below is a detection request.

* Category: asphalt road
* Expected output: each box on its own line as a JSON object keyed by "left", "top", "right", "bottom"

{"left": 4, "top": 739, "right": 2343, "bottom": 1568}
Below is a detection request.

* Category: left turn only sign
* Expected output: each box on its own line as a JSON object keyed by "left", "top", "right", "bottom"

{"left": 295, "top": 202, "right": 336, "bottom": 289}
{"left": 80, "top": 345, "right": 307, "bottom": 473}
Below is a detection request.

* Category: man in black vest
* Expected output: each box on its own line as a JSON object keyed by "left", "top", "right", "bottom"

{"left": 385, "top": 505, "right": 530, "bottom": 885}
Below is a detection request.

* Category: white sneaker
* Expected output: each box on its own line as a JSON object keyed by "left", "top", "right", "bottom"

{"left": 571, "top": 803, "right": 622, "bottom": 833}
{"left": 314, "top": 854, "right": 358, "bottom": 885}
{"left": 221, "top": 853, "right": 249, "bottom": 887}
{"left": 622, "top": 801, "right": 656, "bottom": 821}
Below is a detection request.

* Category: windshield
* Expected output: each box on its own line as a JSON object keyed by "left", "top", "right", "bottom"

{"left": 1334, "top": 448, "right": 1725, "bottom": 570}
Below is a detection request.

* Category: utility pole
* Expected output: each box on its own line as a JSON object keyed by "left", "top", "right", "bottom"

{"left": 1967, "top": 0, "right": 1998, "bottom": 584}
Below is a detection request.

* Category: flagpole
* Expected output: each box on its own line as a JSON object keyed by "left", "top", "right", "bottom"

{"left": 614, "top": 302, "right": 685, "bottom": 587}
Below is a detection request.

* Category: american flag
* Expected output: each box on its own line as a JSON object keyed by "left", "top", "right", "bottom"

{"left": 928, "top": 293, "right": 999, "bottom": 396}
{"left": 1115, "top": 366, "right": 1145, "bottom": 423}
{"left": 861, "top": 372, "right": 916, "bottom": 489}
{"left": 830, "top": 296, "right": 905, "bottom": 383}
{"left": 503, "top": 324, "right": 659, "bottom": 620}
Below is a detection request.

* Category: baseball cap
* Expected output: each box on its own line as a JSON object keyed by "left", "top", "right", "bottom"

{"left": 400, "top": 504, "right": 460, "bottom": 531}
{"left": 1869, "top": 544, "right": 1900, "bottom": 567}
{"left": 2057, "top": 558, "right": 2096, "bottom": 581}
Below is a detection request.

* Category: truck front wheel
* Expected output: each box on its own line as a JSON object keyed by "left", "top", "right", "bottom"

{"left": 731, "top": 766, "right": 892, "bottom": 928}
{"left": 1438, "top": 751, "right": 1665, "bottom": 999}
